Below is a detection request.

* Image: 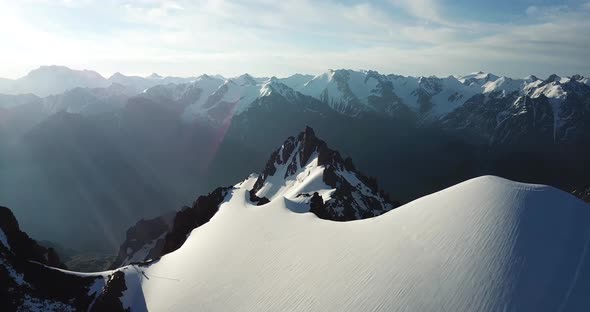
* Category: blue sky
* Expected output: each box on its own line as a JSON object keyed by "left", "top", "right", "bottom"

{"left": 0, "top": 0, "right": 589, "bottom": 78}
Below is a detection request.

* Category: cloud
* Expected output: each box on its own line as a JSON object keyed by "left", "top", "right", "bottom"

{"left": 0, "top": 0, "right": 589, "bottom": 78}
{"left": 389, "top": 0, "right": 445, "bottom": 24}
{"left": 525, "top": 5, "right": 569, "bottom": 18}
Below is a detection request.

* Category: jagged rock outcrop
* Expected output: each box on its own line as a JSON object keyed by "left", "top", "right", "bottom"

{"left": 440, "top": 77, "right": 590, "bottom": 145}
{"left": 251, "top": 126, "right": 398, "bottom": 220}
{"left": 109, "top": 212, "right": 175, "bottom": 269}
{"left": 0, "top": 206, "right": 108, "bottom": 311}
{"left": 160, "top": 187, "right": 232, "bottom": 256}
{"left": 110, "top": 187, "right": 232, "bottom": 268}
{"left": 0, "top": 206, "right": 66, "bottom": 269}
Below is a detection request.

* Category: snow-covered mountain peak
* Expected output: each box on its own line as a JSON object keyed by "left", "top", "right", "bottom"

{"left": 481, "top": 76, "right": 525, "bottom": 96}
{"left": 249, "top": 126, "right": 396, "bottom": 219}
{"left": 413, "top": 75, "right": 479, "bottom": 118}
{"left": 195, "top": 74, "right": 214, "bottom": 81}
{"left": 277, "top": 73, "right": 315, "bottom": 90}
{"left": 256, "top": 78, "right": 301, "bottom": 102}
{"left": 417, "top": 76, "right": 445, "bottom": 93}
{"left": 231, "top": 73, "right": 258, "bottom": 86}
{"left": 111, "top": 174, "right": 590, "bottom": 311}
{"left": 177, "top": 75, "right": 303, "bottom": 122}
{"left": 569, "top": 74, "right": 589, "bottom": 86}
{"left": 296, "top": 69, "right": 383, "bottom": 115}
{"left": 458, "top": 71, "right": 499, "bottom": 86}
{"left": 529, "top": 81, "right": 567, "bottom": 101}
{"left": 4, "top": 173, "right": 590, "bottom": 311}
{"left": 543, "top": 74, "right": 562, "bottom": 84}
{"left": 524, "top": 74, "right": 540, "bottom": 82}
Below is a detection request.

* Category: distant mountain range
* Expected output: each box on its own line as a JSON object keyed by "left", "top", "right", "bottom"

{"left": 3, "top": 66, "right": 589, "bottom": 143}
{"left": 2, "top": 66, "right": 589, "bottom": 122}
{"left": 0, "top": 65, "right": 196, "bottom": 97}
{"left": 1, "top": 65, "right": 589, "bottom": 255}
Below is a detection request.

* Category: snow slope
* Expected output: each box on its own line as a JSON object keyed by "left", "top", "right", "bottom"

{"left": 119, "top": 176, "right": 590, "bottom": 311}
{"left": 278, "top": 74, "right": 315, "bottom": 90}
{"left": 457, "top": 71, "right": 500, "bottom": 86}
{"left": 482, "top": 77, "right": 525, "bottom": 95}
{"left": 418, "top": 76, "right": 479, "bottom": 117}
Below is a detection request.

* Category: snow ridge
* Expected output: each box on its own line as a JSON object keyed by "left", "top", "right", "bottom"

{"left": 119, "top": 175, "right": 590, "bottom": 312}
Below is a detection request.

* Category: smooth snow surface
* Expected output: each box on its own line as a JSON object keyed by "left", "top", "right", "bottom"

{"left": 482, "top": 77, "right": 524, "bottom": 95}
{"left": 458, "top": 71, "right": 499, "bottom": 84}
{"left": 121, "top": 176, "right": 590, "bottom": 311}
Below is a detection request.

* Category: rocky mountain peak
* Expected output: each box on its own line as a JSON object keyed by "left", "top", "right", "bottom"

{"left": 251, "top": 126, "right": 397, "bottom": 220}
{"left": 545, "top": 74, "right": 561, "bottom": 84}
{"left": 252, "top": 126, "right": 340, "bottom": 190}
{"left": 234, "top": 73, "right": 257, "bottom": 86}
{"left": 0, "top": 206, "right": 67, "bottom": 269}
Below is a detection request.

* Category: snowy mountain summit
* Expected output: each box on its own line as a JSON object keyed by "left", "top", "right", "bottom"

{"left": 2, "top": 129, "right": 590, "bottom": 311}
{"left": 116, "top": 175, "right": 590, "bottom": 312}
{"left": 110, "top": 126, "right": 397, "bottom": 267}
{"left": 249, "top": 126, "right": 396, "bottom": 219}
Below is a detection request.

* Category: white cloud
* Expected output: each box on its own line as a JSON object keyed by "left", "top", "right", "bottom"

{"left": 0, "top": 0, "right": 589, "bottom": 79}
{"left": 389, "top": 0, "right": 445, "bottom": 24}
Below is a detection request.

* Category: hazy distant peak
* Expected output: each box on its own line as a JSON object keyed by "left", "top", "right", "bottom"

{"left": 147, "top": 73, "right": 163, "bottom": 80}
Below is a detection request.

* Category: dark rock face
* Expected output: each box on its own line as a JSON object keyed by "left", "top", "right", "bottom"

{"left": 572, "top": 186, "right": 590, "bottom": 204}
{"left": 309, "top": 192, "right": 326, "bottom": 218}
{"left": 435, "top": 79, "right": 590, "bottom": 199}
{"left": 160, "top": 187, "right": 232, "bottom": 256}
{"left": 249, "top": 190, "right": 270, "bottom": 206}
{"left": 110, "top": 213, "right": 175, "bottom": 269}
{"left": 440, "top": 79, "right": 590, "bottom": 145}
{"left": 0, "top": 206, "right": 66, "bottom": 269}
{"left": 110, "top": 187, "right": 233, "bottom": 268}
{"left": 89, "top": 271, "right": 129, "bottom": 312}
{"left": 0, "top": 206, "right": 105, "bottom": 311}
